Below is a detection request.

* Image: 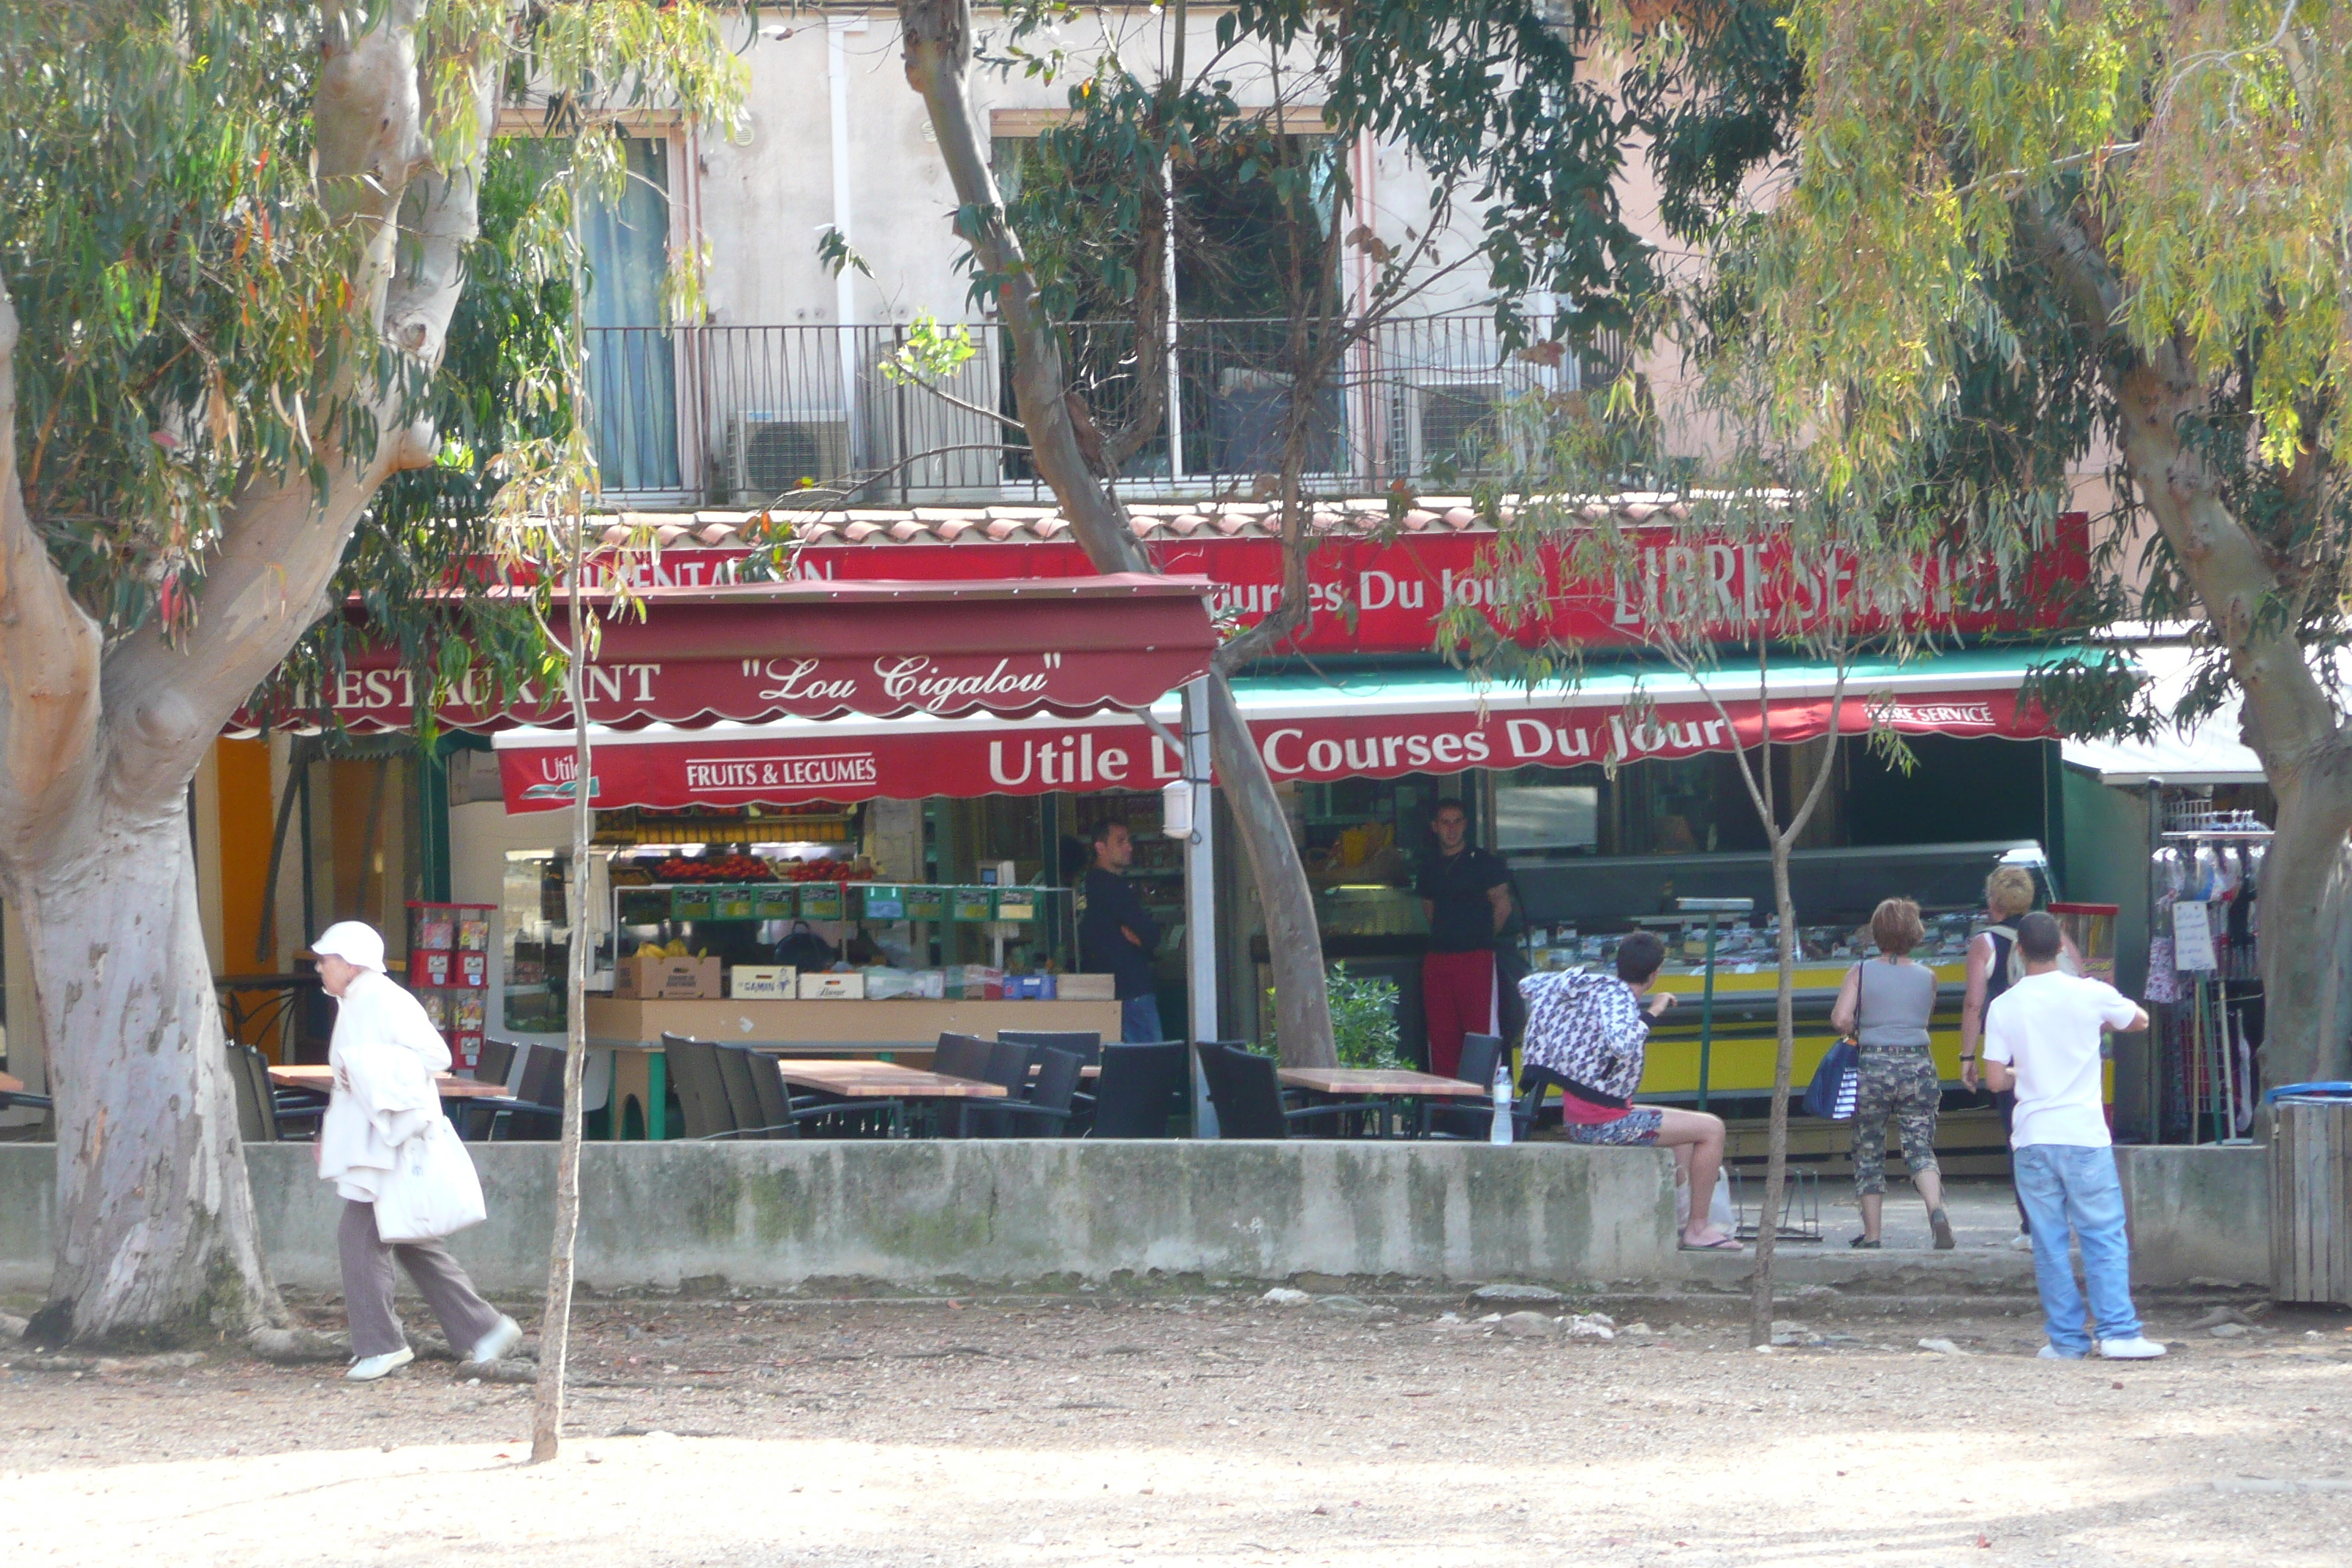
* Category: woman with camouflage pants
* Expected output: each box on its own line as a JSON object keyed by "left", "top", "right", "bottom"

{"left": 1831, "top": 899, "right": 1956, "bottom": 1251}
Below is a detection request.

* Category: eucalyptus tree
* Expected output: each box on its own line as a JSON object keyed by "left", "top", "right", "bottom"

{"left": 1654, "top": 0, "right": 2352, "bottom": 1087}
{"left": 0, "top": 1, "right": 739, "bottom": 1349}
{"left": 898, "top": 0, "right": 1654, "bottom": 1063}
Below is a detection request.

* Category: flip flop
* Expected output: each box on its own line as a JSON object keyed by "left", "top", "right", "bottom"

{"left": 1849, "top": 1235, "right": 1882, "bottom": 1249}
{"left": 1679, "top": 1235, "right": 1742, "bottom": 1251}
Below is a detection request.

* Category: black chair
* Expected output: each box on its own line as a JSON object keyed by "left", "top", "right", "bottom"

{"left": 927, "top": 1032, "right": 995, "bottom": 1137}
{"left": 717, "top": 1043, "right": 905, "bottom": 1139}
{"left": 664, "top": 1033, "right": 739, "bottom": 1139}
{"left": 225, "top": 1043, "right": 320, "bottom": 1142}
{"left": 958, "top": 1038, "right": 1039, "bottom": 1138}
{"left": 988, "top": 1046, "right": 1087, "bottom": 1137}
{"left": 1195, "top": 1044, "right": 1382, "bottom": 1139}
{"left": 1005, "top": 1029, "right": 1107, "bottom": 1131}
{"left": 1088, "top": 1041, "right": 1191, "bottom": 1138}
{"left": 932, "top": 1032, "right": 992, "bottom": 1080}
{"left": 997, "top": 1030, "right": 1102, "bottom": 1067}
{"left": 484, "top": 1043, "right": 565, "bottom": 1140}
{"left": 472, "top": 1036, "right": 519, "bottom": 1090}
{"left": 1419, "top": 1032, "right": 1522, "bottom": 1140}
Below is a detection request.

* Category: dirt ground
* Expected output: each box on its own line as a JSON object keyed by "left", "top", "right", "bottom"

{"left": 7, "top": 1270, "right": 2352, "bottom": 1568}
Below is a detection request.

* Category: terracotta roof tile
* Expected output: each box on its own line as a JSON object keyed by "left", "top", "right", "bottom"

{"left": 569, "top": 494, "right": 1735, "bottom": 551}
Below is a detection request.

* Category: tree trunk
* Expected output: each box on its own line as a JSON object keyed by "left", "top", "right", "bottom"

{"left": 1205, "top": 671, "right": 1335, "bottom": 1066}
{"left": 2254, "top": 770, "right": 2352, "bottom": 1088}
{"left": 1747, "top": 843, "right": 1798, "bottom": 1349}
{"left": 900, "top": 0, "right": 1335, "bottom": 1063}
{"left": 531, "top": 538, "right": 595, "bottom": 1463}
{"left": 2108, "top": 355, "right": 2352, "bottom": 1091}
{"left": 2031, "top": 211, "right": 2352, "bottom": 1093}
{"left": 19, "top": 799, "right": 278, "bottom": 1349}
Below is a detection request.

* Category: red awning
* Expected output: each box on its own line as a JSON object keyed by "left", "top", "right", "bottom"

{"left": 298, "top": 575, "right": 1218, "bottom": 732}
{"left": 492, "top": 653, "right": 2051, "bottom": 812}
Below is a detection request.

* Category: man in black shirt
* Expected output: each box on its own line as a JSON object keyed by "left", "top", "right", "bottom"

{"left": 1078, "top": 820, "right": 1164, "bottom": 1041}
{"left": 1416, "top": 799, "right": 1512, "bottom": 1078}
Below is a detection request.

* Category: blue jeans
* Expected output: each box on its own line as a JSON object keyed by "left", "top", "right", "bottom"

{"left": 1120, "top": 993, "right": 1164, "bottom": 1044}
{"left": 2013, "top": 1143, "right": 2141, "bottom": 1354}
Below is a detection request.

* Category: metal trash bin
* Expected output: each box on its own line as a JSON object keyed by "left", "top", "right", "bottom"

{"left": 2269, "top": 1085, "right": 2352, "bottom": 1305}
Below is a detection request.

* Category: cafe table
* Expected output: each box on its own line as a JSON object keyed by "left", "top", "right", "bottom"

{"left": 0, "top": 1070, "right": 23, "bottom": 1095}
{"left": 1277, "top": 1066, "right": 1488, "bottom": 1138}
{"left": 266, "top": 1064, "right": 510, "bottom": 1099}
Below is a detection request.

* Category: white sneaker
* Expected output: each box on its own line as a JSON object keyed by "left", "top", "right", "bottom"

{"left": 346, "top": 1346, "right": 415, "bottom": 1382}
{"left": 2038, "top": 1343, "right": 2086, "bottom": 1360}
{"left": 2008, "top": 1232, "right": 2035, "bottom": 1251}
{"left": 468, "top": 1315, "right": 524, "bottom": 1366}
{"left": 2098, "top": 1336, "right": 2168, "bottom": 1360}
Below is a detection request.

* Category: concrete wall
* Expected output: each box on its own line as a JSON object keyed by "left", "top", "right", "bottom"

{"left": 2114, "top": 1144, "right": 2270, "bottom": 1287}
{"left": 2, "top": 1141, "right": 1676, "bottom": 1295}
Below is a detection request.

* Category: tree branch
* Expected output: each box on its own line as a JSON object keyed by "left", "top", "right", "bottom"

{"left": 99, "top": 3, "right": 500, "bottom": 810}
{"left": 0, "top": 290, "right": 105, "bottom": 859}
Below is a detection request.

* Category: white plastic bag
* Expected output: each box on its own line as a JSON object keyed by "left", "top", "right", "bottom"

{"left": 1676, "top": 1168, "right": 1735, "bottom": 1234}
{"left": 372, "top": 1115, "right": 487, "bottom": 1243}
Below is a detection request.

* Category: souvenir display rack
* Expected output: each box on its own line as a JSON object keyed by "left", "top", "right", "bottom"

{"left": 2149, "top": 803, "right": 2269, "bottom": 1145}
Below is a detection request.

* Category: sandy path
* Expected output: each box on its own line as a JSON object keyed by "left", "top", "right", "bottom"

{"left": 6, "top": 1289, "right": 2352, "bottom": 1566}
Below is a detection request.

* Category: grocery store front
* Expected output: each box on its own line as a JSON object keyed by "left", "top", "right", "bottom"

{"left": 475, "top": 648, "right": 2061, "bottom": 1126}
{"left": 309, "top": 572, "right": 1220, "bottom": 1131}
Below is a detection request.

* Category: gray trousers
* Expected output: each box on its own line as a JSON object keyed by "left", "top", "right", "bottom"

{"left": 338, "top": 1199, "right": 502, "bottom": 1358}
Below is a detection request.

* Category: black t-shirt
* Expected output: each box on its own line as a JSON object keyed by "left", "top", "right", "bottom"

{"left": 1078, "top": 864, "right": 1160, "bottom": 999}
{"left": 1417, "top": 845, "right": 1509, "bottom": 953}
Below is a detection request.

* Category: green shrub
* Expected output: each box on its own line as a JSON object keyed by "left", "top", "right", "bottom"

{"left": 1260, "top": 962, "right": 1406, "bottom": 1069}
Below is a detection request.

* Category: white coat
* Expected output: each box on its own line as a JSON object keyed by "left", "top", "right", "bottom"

{"left": 316, "top": 969, "right": 451, "bottom": 1203}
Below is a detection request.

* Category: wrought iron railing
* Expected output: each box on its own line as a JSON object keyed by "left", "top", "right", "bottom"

{"left": 581, "top": 314, "right": 1627, "bottom": 507}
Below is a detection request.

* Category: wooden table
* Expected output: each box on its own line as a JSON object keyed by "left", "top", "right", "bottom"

{"left": 773, "top": 1060, "right": 1008, "bottom": 1100}
{"left": 0, "top": 1071, "right": 23, "bottom": 1096}
{"left": 1278, "top": 1066, "right": 1488, "bottom": 1139}
{"left": 267, "top": 1065, "right": 510, "bottom": 1099}
{"left": 1278, "top": 1068, "right": 1488, "bottom": 1098}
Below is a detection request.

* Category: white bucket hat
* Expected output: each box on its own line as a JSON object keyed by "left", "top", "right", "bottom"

{"left": 308, "top": 921, "right": 387, "bottom": 973}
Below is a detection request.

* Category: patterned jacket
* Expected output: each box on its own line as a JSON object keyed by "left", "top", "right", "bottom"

{"left": 1519, "top": 970, "right": 1650, "bottom": 1105}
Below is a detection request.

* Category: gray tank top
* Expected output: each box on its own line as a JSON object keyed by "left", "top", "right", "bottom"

{"left": 1854, "top": 957, "right": 1937, "bottom": 1050}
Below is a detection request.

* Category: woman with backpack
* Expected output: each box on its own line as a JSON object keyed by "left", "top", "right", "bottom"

{"left": 1830, "top": 898, "right": 1954, "bottom": 1250}
{"left": 1960, "top": 865, "right": 2038, "bottom": 1248}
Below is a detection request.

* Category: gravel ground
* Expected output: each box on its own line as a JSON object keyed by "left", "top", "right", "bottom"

{"left": 6, "top": 1278, "right": 2352, "bottom": 1567}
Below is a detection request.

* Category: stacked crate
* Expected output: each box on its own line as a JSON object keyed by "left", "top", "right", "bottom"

{"left": 407, "top": 900, "right": 494, "bottom": 1070}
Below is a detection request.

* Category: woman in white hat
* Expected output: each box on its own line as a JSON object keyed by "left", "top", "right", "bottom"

{"left": 311, "top": 920, "right": 521, "bottom": 1382}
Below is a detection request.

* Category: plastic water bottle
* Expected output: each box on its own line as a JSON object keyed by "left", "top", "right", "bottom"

{"left": 1490, "top": 1060, "right": 1515, "bottom": 1145}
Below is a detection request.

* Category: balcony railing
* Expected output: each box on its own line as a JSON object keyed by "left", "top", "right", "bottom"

{"left": 581, "top": 314, "right": 1626, "bottom": 508}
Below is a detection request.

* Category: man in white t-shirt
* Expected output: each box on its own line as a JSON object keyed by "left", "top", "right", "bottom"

{"left": 1984, "top": 911, "right": 2166, "bottom": 1361}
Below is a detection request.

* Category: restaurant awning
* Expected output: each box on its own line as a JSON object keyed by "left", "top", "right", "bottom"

{"left": 297, "top": 575, "right": 1219, "bottom": 733}
{"left": 493, "top": 648, "right": 2053, "bottom": 813}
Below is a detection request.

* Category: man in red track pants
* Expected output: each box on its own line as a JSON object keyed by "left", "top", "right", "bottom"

{"left": 1417, "top": 799, "right": 1512, "bottom": 1080}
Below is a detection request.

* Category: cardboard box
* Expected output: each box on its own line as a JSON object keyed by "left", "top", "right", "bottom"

{"left": 1005, "top": 973, "right": 1058, "bottom": 1000}
{"left": 730, "top": 965, "right": 796, "bottom": 1000}
{"left": 797, "top": 970, "right": 867, "bottom": 1000}
{"left": 946, "top": 964, "right": 1004, "bottom": 1000}
{"left": 616, "top": 954, "right": 723, "bottom": 1000}
{"left": 1055, "top": 972, "right": 1117, "bottom": 1002}
{"left": 910, "top": 968, "right": 946, "bottom": 999}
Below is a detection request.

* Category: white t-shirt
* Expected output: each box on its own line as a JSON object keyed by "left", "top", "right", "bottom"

{"left": 1983, "top": 970, "right": 2138, "bottom": 1147}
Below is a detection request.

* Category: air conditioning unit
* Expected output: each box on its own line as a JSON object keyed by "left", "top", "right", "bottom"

{"left": 1405, "top": 378, "right": 1512, "bottom": 475}
{"left": 725, "top": 410, "right": 851, "bottom": 508}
